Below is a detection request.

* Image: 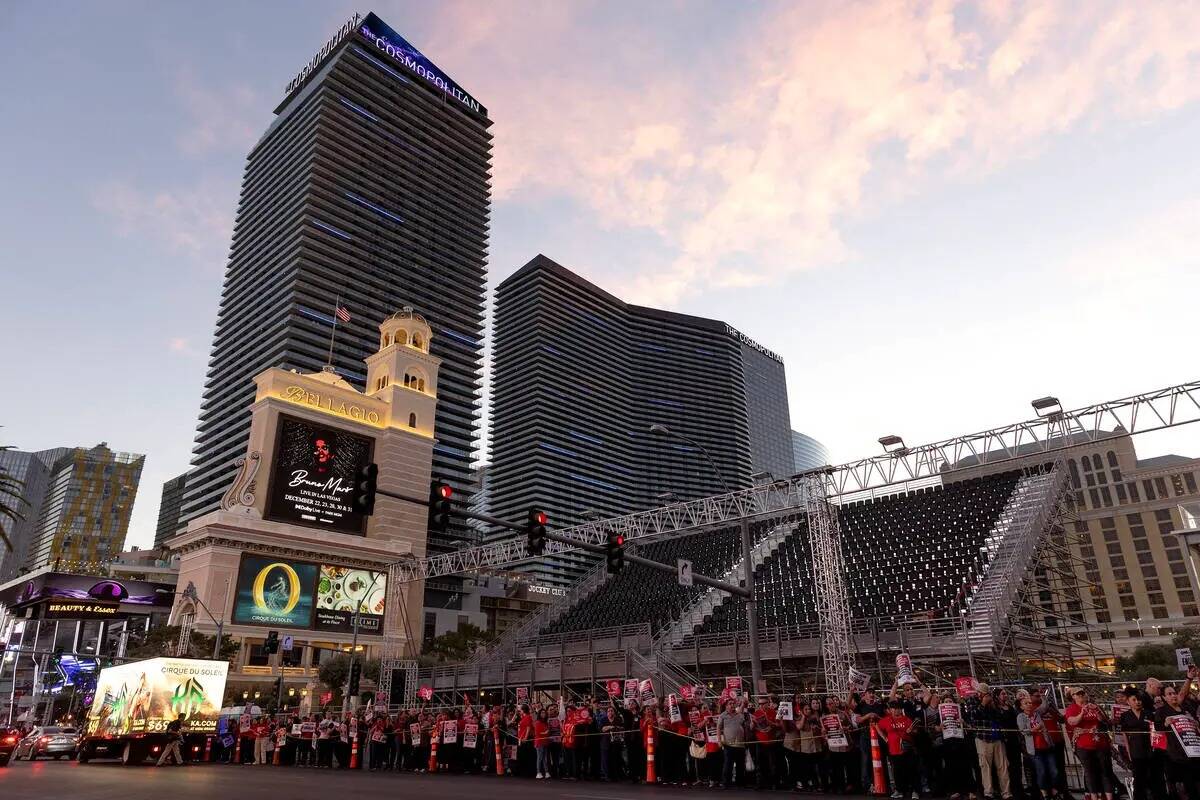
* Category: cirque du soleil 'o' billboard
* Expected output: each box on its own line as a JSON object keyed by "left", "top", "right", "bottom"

{"left": 230, "top": 554, "right": 386, "bottom": 635}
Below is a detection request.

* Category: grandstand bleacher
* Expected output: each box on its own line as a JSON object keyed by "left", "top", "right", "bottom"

{"left": 539, "top": 469, "right": 1026, "bottom": 642}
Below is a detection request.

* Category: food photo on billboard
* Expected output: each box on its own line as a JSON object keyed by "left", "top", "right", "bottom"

{"left": 230, "top": 554, "right": 319, "bottom": 629}
{"left": 313, "top": 565, "right": 386, "bottom": 634}
{"left": 264, "top": 414, "right": 374, "bottom": 535}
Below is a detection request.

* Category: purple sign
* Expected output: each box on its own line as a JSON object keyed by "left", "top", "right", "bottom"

{"left": 0, "top": 573, "right": 175, "bottom": 610}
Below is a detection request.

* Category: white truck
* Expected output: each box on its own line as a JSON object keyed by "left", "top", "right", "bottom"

{"left": 79, "top": 657, "right": 229, "bottom": 765}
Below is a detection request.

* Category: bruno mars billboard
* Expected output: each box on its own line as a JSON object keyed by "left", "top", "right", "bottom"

{"left": 230, "top": 554, "right": 386, "bottom": 635}
{"left": 264, "top": 414, "right": 374, "bottom": 535}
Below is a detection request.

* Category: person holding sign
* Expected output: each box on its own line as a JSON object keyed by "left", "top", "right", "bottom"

{"left": 823, "top": 696, "right": 855, "bottom": 793}
{"left": 1154, "top": 684, "right": 1200, "bottom": 800}
{"left": 1066, "top": 687, "right": 1114, "bottom": 800}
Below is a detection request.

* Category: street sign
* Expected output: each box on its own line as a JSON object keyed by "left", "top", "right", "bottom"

{"left": 677, "top": 558, "right": 693, "bottom": 587}
{"left": 281, "top": 635, "right": 294, "bottom": 652}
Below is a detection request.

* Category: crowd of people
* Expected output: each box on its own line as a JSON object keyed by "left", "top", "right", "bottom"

{"left": 197, "top": 669, "right": 1200, "bottom": 800}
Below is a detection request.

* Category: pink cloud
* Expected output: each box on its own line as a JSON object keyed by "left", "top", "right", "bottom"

{"left": 422, "top": 0, "right": 1200, "bottom": 305}
{"left": 92, "top": 178, "right": 235, "bottom": 269}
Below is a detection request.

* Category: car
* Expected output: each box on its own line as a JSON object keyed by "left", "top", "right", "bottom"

{"left": 0, "top": 727, "right": 18, "bottom": 767}
{"left": 14, "top": 726, "right": 80, "bottom": 761}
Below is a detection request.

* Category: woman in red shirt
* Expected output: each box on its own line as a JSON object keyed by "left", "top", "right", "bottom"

{"left": 533, "top": 709, "right": 551, "bottom": 779}
{"left": 1066, "top": 687, "right": 1113, "bottom": 800}
{"left": 878, "top": 701, "right": 918, "bottom": 799}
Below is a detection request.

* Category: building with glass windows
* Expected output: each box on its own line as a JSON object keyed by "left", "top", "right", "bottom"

{"left": 179, "top": 12, "right": 490, "bottom": 562}
{"left": 488, "top": 255, "right": 794, "bottom": 587}
{"left": 791, "top": 430, "right": 831, "bottom": 472}
{"left": 13, "top": 444, "right": 145, "bottom": 574}
{"left": 153, "top": 471, "right": 187, "bottom": 548}
{"left": 0, "top": 448, "right": 56, "bottom": 582}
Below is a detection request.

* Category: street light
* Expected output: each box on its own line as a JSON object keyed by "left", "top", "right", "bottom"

{"left": 157, "top": 580, "right": 227, "bottom": 660}
{"left": 1031, "top": 396, "right": 1063, "bottom": 419}
{"left": 878, "top": 435, "right": 908, "bottom": 455}
{"left": 648, "top": 423, "right": 762, "bottom": 697}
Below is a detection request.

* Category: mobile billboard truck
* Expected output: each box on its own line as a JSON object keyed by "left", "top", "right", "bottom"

{"left": 79, "top": 657, "right": 228, "bottom": 765}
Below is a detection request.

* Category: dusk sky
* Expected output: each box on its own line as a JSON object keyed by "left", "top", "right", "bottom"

{"left": 3, "top": 1, "right": 1199, "bottom": 550}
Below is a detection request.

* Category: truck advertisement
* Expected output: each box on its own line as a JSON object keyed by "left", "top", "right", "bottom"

{"left": 85, "top": 658, "right": 228, "bottom": 738}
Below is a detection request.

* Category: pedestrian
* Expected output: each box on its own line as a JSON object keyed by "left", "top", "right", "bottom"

{"left": 534, "top": 708, "right": 551, "bottom": 779}
{"left": 969, "top": 684, "right": 1013, "bottom": 800}
{"left": 880, "top": 700, "right": 920, "bottom": 800}
{"left": 1018, "top": 694, "right": 1060, "bottom": 800}
{"left": 156, "top": 714, "right": 187, "bottom": 767}
{"left": 1120, "top": 690, "right": 1163, "bottom": 800}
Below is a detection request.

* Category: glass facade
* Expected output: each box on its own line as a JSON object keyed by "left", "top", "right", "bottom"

{"left": 791, "top": 430, "right": 831, "bottom": 472}
{"left": 179, "top": 14, "right": 491, "bottom": 558}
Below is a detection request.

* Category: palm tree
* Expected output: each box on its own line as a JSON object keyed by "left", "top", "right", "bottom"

{"left": 0, "top": 442, "right": 29, "bottom": 553}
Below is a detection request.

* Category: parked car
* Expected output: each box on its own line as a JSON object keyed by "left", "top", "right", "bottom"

{"left": 14, "top": 726, "right": 79, "bottom": 760}
{"left": 0, "top": 727, "right": 18, "bottom": 766}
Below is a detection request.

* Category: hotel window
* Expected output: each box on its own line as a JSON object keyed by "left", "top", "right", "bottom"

{"left": 1069, "top": 460, "right": 1081, "bottom": 488}
{"left": 1128, "top": 482, "right": 1141, "bottom": 502}
{"left": 1154, "top": 607, "right": 1170, "bottom": 619}
{"left": 1144, "top": 480, "right": 1157, "bottom": 500}
{"left": 1116, "top": 483, "right": 1128, "bottom": 504}
{"left": 408, "top": 412, "right": 417, "bottom": 428}
{"left": 1090, "top": 489, "right": 1101, "bottom": 507}
{"left": 1100, "top": 487, "right": 1113, "bottom": 506}
{"left": 1156, "top": 477, "right": 1169, "bottom": 498}
{"left": 397, "top": 330, "right": 408, "bottom": 346}
{"left": 1173, "top": 475, "right": 1186, "bottom": 496}
{"left": 1187, "top": 473, "right": 1198, "bottom": 494}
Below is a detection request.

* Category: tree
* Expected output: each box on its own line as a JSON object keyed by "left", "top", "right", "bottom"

{"left": 0, "top": 441, "right": 31, "bottom": 553}
{"left": 125, "top": 624, "right": 239, "bottom": 663}
{"left": 1115, "top": 626, "right": 1200, "bottom": 680}
{"left": 421, "top": 623, "right": 494, "bottom": 664}
{"left": 318, "top": 654, "right": 381, "bottom": 690}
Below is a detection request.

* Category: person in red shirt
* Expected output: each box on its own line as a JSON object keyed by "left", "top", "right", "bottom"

{"left": 252, "top": 717, "right": 271, "bottom": 765}
{"left": 1066, "top": 688, "right": 1113, "bottom": 800}
{"left": 516, "top": 705, "right": 535, "bottom": 777}
{"left": 533, "top": 709, "right": 551, "bottom": 779}
{"left": 752, "top": 697, "right": 782, "bottom": 789}
{"left": 879, "top": 701, "right": 919, "bottom": 799}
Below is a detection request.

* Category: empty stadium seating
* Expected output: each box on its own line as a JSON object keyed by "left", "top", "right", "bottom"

{"left": 538, "top": 470, "right": 1025, "bottom": 641}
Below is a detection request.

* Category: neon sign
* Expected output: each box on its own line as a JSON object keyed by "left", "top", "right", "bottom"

{"left": 358, "top": 13, "right": 485, "bottom": 116}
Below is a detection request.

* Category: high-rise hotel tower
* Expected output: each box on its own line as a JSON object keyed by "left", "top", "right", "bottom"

{"left": 489, "top": 255, "right": 794, "bottom": 587}
{"left": 180, "top": 13, "right": 490, "bottom": 557}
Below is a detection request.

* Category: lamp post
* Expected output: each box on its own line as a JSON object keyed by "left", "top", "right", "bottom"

{"left": 343, "top": 571, "right": 383, "bottom": 712}
{"left": 649, "top": 424, "right": 764, "bottom": 697}
{"left": 158, "top": 580, "right": 227, "bottom": 660}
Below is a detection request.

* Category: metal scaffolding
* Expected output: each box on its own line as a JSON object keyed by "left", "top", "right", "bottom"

{"left": 805, "top": 470, "right": 853, "bottom": 696}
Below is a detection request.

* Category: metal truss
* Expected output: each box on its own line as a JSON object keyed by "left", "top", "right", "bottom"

{"left": 805, "top": 472, "right": 853, "bottom": 696}
{"left": 392, "top": 379, "right": 1200, "bottom": 584}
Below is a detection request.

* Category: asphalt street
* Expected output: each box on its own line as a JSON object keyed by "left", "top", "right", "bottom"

{"left": 0, "top": 759, "right": 854, "bottom": 800}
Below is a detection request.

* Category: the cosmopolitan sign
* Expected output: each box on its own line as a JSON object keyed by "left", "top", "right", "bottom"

{"left": 724, "top": 324, "right": 783, "bottom": 364}
{"left": 285, "top": 13, "right": 362, "bottom": 96}
{"left": 358, "top": 12, "right": 486, "bottom": 116}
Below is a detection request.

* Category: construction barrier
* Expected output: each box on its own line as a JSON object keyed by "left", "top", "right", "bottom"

{"left": 428, "top": 733, "right": 439, "bottom": 773}
{"left": 870, "top": 723, "right": 887, "bottom": 795}
{"left": 274, "top": 728, "right": 285, "bottom": 765}
{"left": 204, "top": 735, "right": 212, "bottom": 762}
{"left": 645, "top": 726, "right": 656, "bottom": 784}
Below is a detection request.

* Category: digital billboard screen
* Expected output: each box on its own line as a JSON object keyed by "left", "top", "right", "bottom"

{"left": 264, "top": 414, "right": 374, "bottom": 536}
{"left": 313, "top": 565, "right": 386, "bottom": 634}
{"left": 230, "top": 555, "right": 319, "bottom": 630}
{"left": 230, "top": 556, "right": 384, "bottom": 636}
{"left": 0, "top": 574, "right": 175, "bottom": 611}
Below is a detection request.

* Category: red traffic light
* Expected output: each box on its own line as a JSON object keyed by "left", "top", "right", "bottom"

{"left": 615, "top": 534, "right": 624, "bottom": 546}
{"left": 438, "top": 484, "right": 453, "bottom": 499}
{"left": 534, "top": 511, "right": 548, "bottom": 526}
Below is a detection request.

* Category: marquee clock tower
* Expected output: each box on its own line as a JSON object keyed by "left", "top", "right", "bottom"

{"left": 168, "top": 309, "right": 441, "bottom": 700}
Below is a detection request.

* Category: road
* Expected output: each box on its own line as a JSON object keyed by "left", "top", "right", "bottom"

{"left": 0, "top": 760, "right": 841, "bottom": 799}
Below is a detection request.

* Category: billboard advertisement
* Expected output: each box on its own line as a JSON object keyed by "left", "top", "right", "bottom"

{"left": 86, "top": 658, "right": 229, "bottom": 737}
{"left": 313, "top": 565, "right": 386, "bottom": 634}
{"left": 264, "top": 414, "right": 375, "bottom": 535}
{"left": 230, "top": 556, "right": 385, "bottom": 635}
{"left": 0, "top": 574, "right": 175, "bottom": 611}
{"left": 231, "top": 555, "right": 319, "bottom": 629}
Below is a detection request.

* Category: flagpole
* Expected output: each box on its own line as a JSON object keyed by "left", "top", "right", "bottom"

{"left": 327, "top": 294, "right": 339, "bottom": 367}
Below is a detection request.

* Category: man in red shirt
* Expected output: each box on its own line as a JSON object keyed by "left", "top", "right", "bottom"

{"left": 752, "top": 697, "right": 781, "bottom": 789}
{"left": 517, "top": 705, "right": 535, "bottom": 777}
{"left": 878, "top": 701, "right": 919, "bottom": 800}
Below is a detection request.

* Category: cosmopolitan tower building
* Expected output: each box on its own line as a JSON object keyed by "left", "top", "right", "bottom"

{"left": 180, "top": 12, "right": 490, "bottom": 558}
{"left": 489, "top": 255, "right": 794, "bottom": 587}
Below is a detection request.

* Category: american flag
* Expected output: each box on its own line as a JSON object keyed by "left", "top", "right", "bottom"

{"left": 335, "top": 305, "right": 351, "bottom": 323}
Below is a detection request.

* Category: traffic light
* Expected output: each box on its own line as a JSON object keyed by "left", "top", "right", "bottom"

{"left": 605, "top": 531, "right": 625, "bottom": 575}
{"left": 347, "top": 660, "right": 362, "bottom": 697}
{"left": 526, "top": 509, "right": 548, "bottom": 556}
{"left": 353, "top": 463, "right": 379, "bottom": 515}
{"left": 428, "top": 480, "right": 453, "bottom": 532}
{"left": 264, "top": 630, "right": 279, "bottom": 655}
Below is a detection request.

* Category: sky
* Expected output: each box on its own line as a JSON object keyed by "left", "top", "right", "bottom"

{"left": 2, "top": 0, "right": 1199, "bottom": 551}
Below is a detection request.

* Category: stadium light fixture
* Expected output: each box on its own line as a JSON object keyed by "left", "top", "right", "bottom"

{"left": 1031, "top": 396, "right": 1063, "bottom": 418}
{"left": 655, "top": 492, "right": 680, "bottom": 505}
{"left": 878, "top": 434, "right": 908, "bottom": 455}
{"left": 750, "top": 471, "right": 774, "bottom": 485}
